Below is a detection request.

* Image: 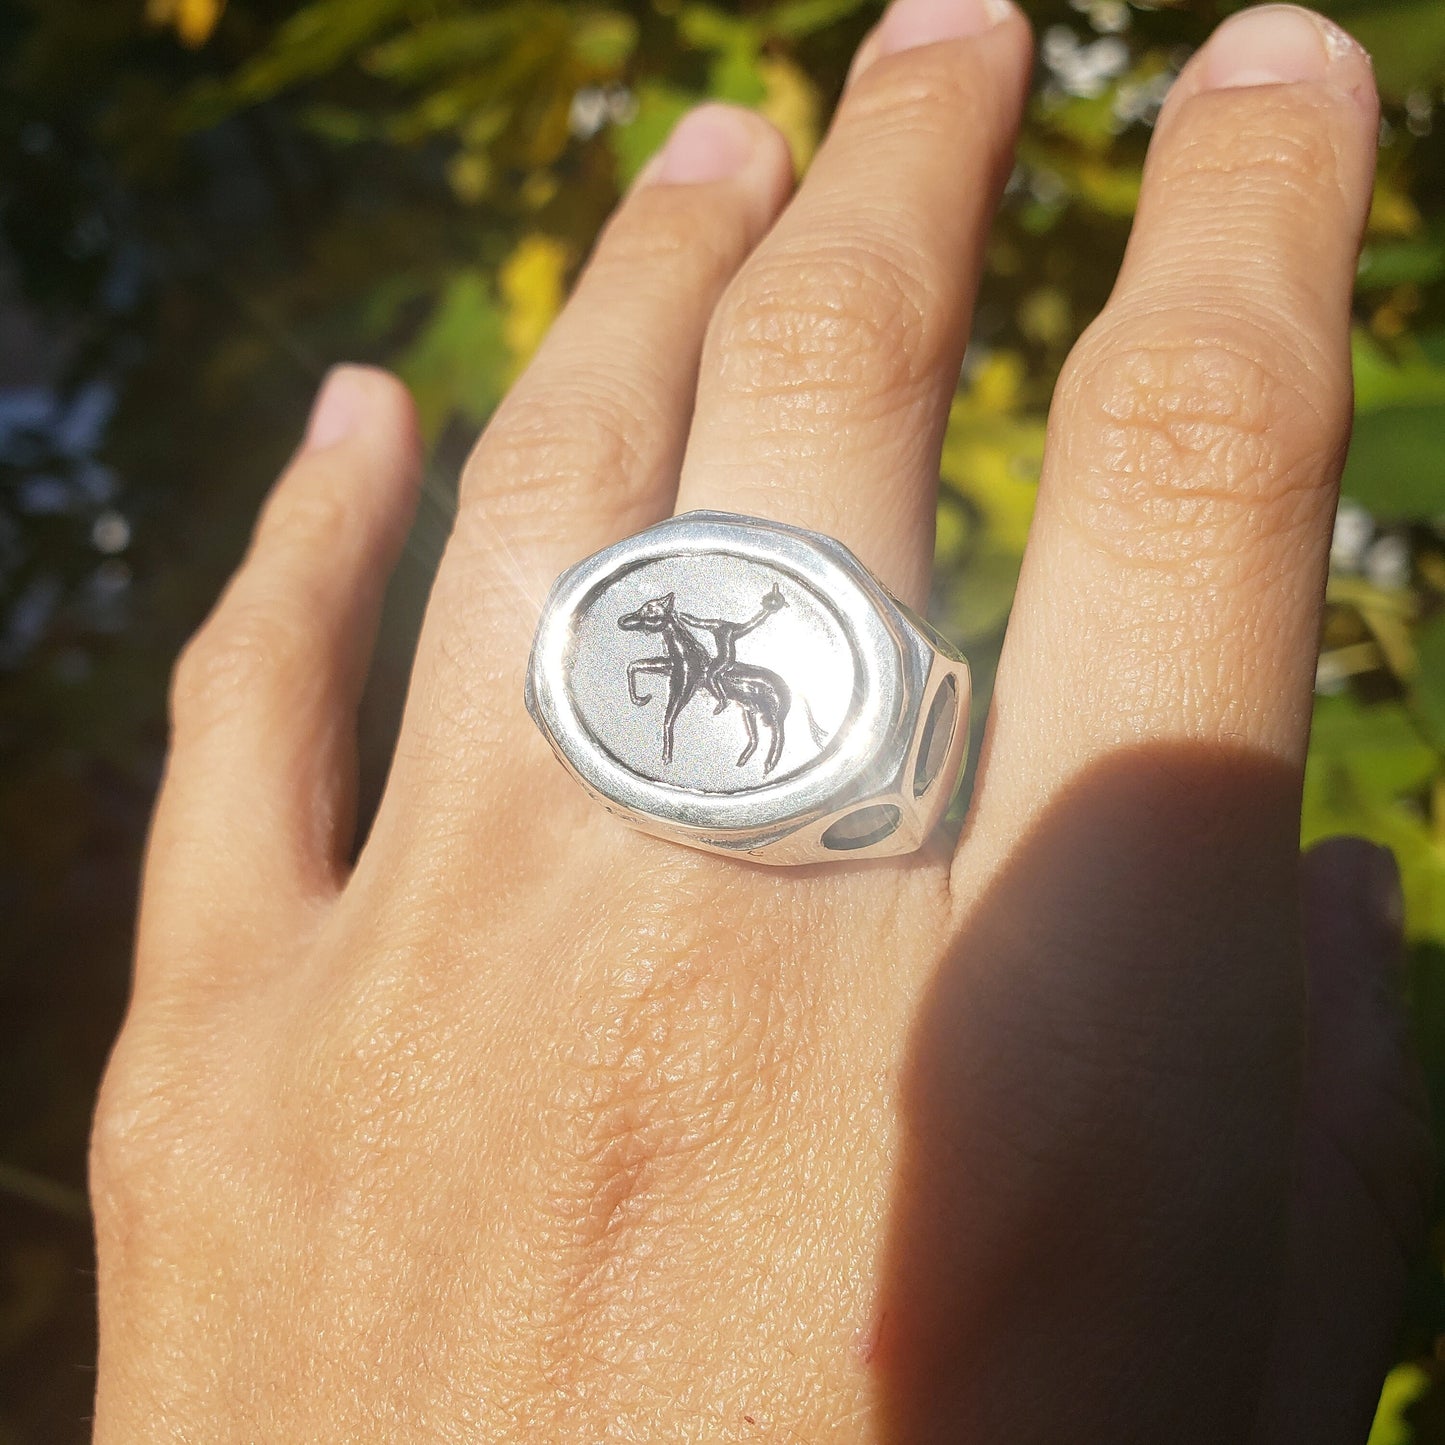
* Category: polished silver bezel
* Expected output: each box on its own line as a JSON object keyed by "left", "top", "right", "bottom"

{"left": 525, "top": 510, "right": 970, "bottom": 862}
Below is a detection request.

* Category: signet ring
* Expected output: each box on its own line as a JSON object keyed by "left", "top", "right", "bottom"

{"left": 525, "top": 511, "right": 971, "bottom": 865}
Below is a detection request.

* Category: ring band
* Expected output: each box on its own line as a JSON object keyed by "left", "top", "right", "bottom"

{"left": 525, "top": 511, "right": 971, "bottom": 865}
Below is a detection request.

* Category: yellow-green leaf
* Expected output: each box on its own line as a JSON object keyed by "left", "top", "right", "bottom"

{"left": 500, "top": 235, "right": 570, "bottom": 375}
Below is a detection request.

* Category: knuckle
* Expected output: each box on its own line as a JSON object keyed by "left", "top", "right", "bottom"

{"left": 89, "top": 1052, "right": 186, "bottom": 1228}
{"left": 169, "top": 601, "right": 299, "bottom": 733}
{"left": 591, "top": 188, "right": 747, "bottom": 285}
{"left": 710, "top": 245, "right": 935, "bottom": 416}
{"left": 847, "top": 49, "right": 997, "bottom": 143}
{"left": 255, "top": 464, "right": 355, "bottom": 553}
{"left": 1056, "top": 313, "right": 1348, "bottom": 573}
{"left": 1168, "top": 90, "right": 1347, "bottom": 206}
{"left": 459, "top": 382, "right": 655, "bottom": 532}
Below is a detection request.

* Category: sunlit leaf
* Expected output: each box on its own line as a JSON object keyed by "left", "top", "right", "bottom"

{"left": 1304, "top": 694, "right": 1445, "bottom": 947}
{"left": 1068, "top": 155, "right": 1143, "bottom": 217}
{"left": 297, "top": 104, "right": 371, "bottom": 145}
{"left": 766, "top": 0, "right": 873, "bottom": 40}
{"left": 1353, "top": 330, "right": 1445, "bottom": 411}
{"left": 1018, "top": 287, "right": 1072, "bottom": 348}
{"left": 364, "top": 11, "right": 533, "bottom": 81}
{"left": 383, "top": 85, "right": 479, "bottom": 144}
{"left": 1369, "top": 1362, "right": 1432, "bottom": 1445}
{"left": 940, "top": 368, "right": 1046, "bottom": 558}
{"left": 1042, "top": 88, "right": 1123, "bottom": 152}
{"left": 1368, "top": 174, "right": 1426, "bottom": 240}
{"left": 759, "top": 56, "right": 822, "bottom": 173}
{"left": 571, "top": 9, "right": 639, "bottom": 68}
{"left": 212, "top": 0, "right": 411, "bottom": 108}
{"left": 1417, "top": 614, "right": 1445, "bottom": 750}
{"left": 710, "top": 47, "right": 770, "bottom": 106}
{"left": 396, "top": 271, "right": 509, "bottom": 438}
{"left": 146, "top": 0, "right": 227, "bottom": 47}
{"left": 500, "top": 235, "right": 569, "bottom": 375}
{"left": 1309, "top": 695, "right": 1437, "bottom": 806}
{"left": 447, "top": 149, "right": 493, "bottom": 204}
{"left": 678, "top": 4, "right": 759, "bottom": 52}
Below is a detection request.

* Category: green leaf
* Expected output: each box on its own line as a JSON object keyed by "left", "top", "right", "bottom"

{"left": 678, "top": 3, "right": 758, "bottom": 52}
{"left": 1308, "top": 695, "right": 1437, "bottom": 807}
{"left": 213, "top": 0, "right": 410, "bottom": 108}
{"left": 1303, "top": 694, "right": 1445, "bottom": 948}
{"left": 1341, "top": 404, "right": 1445, "bottom": 522}
{"left": 709, "top": 44, "right": 769, "bottom": 105}
{"left": 1354, "top": 331, "right": 1445, "bottom": 412}
{"left": 766, "top": 0, "right": 873, "bottom": 41}
{"left": 1416, "top": 615, "right": 1445, "bottom": 751}
{"left": 396, "top": 271, "right": 509, "bottom": 439}
{"left": 938, "top": 543, "right": 1022, "bottom": 644}
{"left": 363, "top": 11, "right": 533, "bottom": 81}
{"left": 1369, "top": 1362, "right": 1431, "bottom": 1445}
{"left": 296, "top": 103, "right": 371, "bottom": 144}
{"left": 1358, "top": 238, "right": 1445, "bottom": 291}
{"left": 571, "top": 9, "right": 638, "bottom": 68}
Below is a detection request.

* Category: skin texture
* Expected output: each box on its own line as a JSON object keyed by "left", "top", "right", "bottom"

{"left": 92, "top": 3, "right": 1433, "bottom": 1441}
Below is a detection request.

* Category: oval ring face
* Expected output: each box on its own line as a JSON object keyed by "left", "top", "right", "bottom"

{"left": 527, "top": 512, "right": 908, "bottom": 838}
{"left": 570, "top": 552, "right": 856, "bottom": 792}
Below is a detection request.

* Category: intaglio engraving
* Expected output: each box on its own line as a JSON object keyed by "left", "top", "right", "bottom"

{"left": 618, "top": 584, "right": 827, "bottom": 775}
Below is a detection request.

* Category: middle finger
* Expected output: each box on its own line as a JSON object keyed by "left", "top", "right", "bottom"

{"left": 675, "top": 0, "right": 1033, "bottom": 610}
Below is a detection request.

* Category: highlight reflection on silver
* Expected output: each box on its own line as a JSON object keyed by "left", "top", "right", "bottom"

{"left": 525, "top": 511, "right": 971, "bottom": 865}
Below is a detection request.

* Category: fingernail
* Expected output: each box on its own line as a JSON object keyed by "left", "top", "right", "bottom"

{"left": 648, "top": 104, "right": 759, "bottom": 186}
{"left": 872, "top": 0, "right": 1015, "bottom": 58}
{"left": 1201, "top": 5, "right": 1365, "bottom": 90}
{"left": 304, "top": 365, "right": 366, "bottom": 451}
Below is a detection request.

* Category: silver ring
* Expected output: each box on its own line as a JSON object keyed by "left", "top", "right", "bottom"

{"left": 524, "top": 511, "right": 971, "bottom": 865}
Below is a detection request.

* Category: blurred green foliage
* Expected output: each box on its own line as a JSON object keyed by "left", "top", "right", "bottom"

{"left": 1, "top": 0, "right": 1443, "bottom": 1438}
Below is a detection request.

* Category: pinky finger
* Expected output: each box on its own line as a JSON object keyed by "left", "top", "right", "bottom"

{"left": 140, "top": 367, "right": 422, "bottom": 979}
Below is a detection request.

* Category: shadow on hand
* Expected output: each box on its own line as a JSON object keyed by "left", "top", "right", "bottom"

{"left": 874, "top": 742, "right": 1305, "bottom": 1442}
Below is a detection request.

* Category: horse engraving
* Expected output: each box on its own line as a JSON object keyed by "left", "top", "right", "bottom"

{"left": 618, "top": 584, "right": 799, "bottom": 775}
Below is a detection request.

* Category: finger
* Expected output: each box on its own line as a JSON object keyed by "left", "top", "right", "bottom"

{"left": 1252, "top": 839, "right": 1431, "bottom": 1443}
{"left": 675, "top": 0, "right": 1032, "bottom": 609}
{"left": 392, "top": 107, "right": 793, "bottom": 808}
{"left": 142, "top": 367, "right": 422, "bottom": 968}
{"left": 452, "top": 104, "right": 793, "bottom": 579}
{"left": 974, "top": 5, "right": 1379, "bottom": 853}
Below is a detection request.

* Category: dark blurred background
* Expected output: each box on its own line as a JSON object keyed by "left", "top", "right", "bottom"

{"left": 1, "top": 0, "right": 1443, "bottom": 1439}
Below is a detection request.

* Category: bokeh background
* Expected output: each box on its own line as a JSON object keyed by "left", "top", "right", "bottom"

{"left": 1, "top": 0, "right": 1443, "bottom": 1438}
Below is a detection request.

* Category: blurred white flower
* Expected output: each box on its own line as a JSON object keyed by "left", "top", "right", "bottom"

{"left": 1365, "top": 533, "right": 1411, "bottom": 591}
{"left": 569, "top": 86, "right": 637, "bottom": 140}
{"left": 1330, "top": 499, "right": 1374, "bottom": 574}
{"left": 1069, "top": 0, "right": 1132, "bottom": 35}
{"left": 1042, "top": 26, "right": 1131, "bottom": 99}
{"left": 1114, "top": 69, "right": 1175, "bottom": 127}
{"left": 91, "top": 509, "right": 131, "bottom": 555}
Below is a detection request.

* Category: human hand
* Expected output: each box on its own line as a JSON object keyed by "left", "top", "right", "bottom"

{"left": 92, "top": 3, "right": 1431, "bottom": 1441}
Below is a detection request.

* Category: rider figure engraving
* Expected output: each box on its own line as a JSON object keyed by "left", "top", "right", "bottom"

{"left": 617, "top": 585, "right": 793, "bottom": 775}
